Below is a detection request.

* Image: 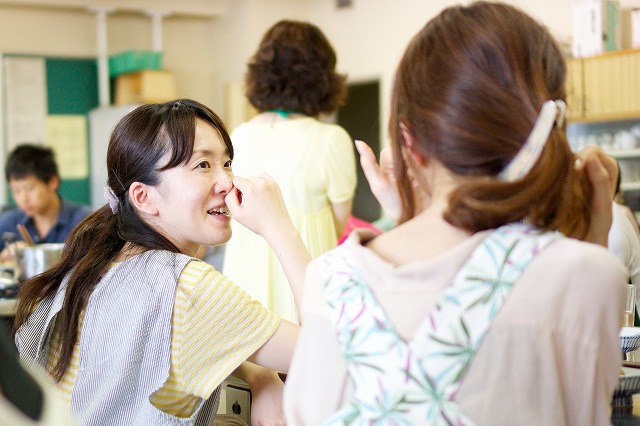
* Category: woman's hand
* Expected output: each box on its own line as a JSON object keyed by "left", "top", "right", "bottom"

{"left": 248, "top": 371, "right": 286, "bottom": 426}
{"left": 225, "top": 174, "right": 311, "bottom": 317}
{"left": 225, "top": 173, "right": 293, "bottom": 242}
{"left": 0, "top": 241, "right": 26, "bottom": 262}
{"left": 355, "top": 140, "right": 402, "bottom": 221}
{"left": 574, "top": 144, "right": 618, "bottom": 247}
{"left": 233, "top": 363, "right": 286, "bottom": 426}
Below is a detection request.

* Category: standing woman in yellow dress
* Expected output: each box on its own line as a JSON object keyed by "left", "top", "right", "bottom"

{"left": 223, "top": 20, "right": 357, "bottom": 323}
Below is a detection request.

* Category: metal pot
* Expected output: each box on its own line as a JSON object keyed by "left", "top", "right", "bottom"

{"left": 18, "top": 243, "right": 64, "bottom": 280}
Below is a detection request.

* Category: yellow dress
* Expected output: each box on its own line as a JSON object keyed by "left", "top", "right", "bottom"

{"left": 222, "top": 116, "right": 357, "bottom": 323}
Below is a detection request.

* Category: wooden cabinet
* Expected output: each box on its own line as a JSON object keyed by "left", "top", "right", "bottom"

{"left": 566, "top": 49, "right": 640, "bottom": 211}
{"left": 565, "top": 56, "right": 584, "bottom": 121}
{"left": 566, "top": 49, "right": 640, "bottom": 122}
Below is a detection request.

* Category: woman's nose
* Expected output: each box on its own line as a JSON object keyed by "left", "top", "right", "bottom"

{"left": 214, "top": 168, "right": 233, "bottom": 194}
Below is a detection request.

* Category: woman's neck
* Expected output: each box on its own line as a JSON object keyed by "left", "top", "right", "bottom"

{"left": 252, "top": 110, "right": 309, "bottom": 124}
{"left": 113, "top": 242, "right": 147, "bottom": 263}
{"left": 367, "top": 164, "right": 471, "bottom": 265}
{"left": 368, "top": 203, "right": 471, "bottom": 266}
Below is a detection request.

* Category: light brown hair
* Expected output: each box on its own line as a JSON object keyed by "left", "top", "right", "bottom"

{"left": 390, "top": 1, "right": 590, "bottom": 238}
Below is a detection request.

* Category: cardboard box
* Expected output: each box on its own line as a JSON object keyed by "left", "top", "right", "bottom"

{"left": 115, "top": 70, "right": 176, "bottom": 105}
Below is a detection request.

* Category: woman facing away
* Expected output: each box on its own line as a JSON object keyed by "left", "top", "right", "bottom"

{"left": 283, "top": 2, "right": 627, "bottom": 425}
{"left": 12, "top": 99, "right": 309, "bottom": 426}
{"left": 222, "top": 20, "right": 357, "bottom": 323}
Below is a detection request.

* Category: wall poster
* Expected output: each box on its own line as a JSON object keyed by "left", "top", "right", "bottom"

{"left": 4, "top": 56, "right": 48, "bottom": 150}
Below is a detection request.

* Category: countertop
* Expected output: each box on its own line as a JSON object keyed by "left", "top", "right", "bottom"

{"left": 0, "top": 298, "right": 16, "bottom": 317}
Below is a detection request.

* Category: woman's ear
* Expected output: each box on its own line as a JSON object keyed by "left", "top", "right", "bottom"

{"left": 400, "top": 121, "right": 426, "bottom": 167}
{"left": 129, "top": 182, "right": 159, "bottom": 216}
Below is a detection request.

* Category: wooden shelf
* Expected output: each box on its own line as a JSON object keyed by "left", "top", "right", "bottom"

{"left": 566, "top": 50, "right": 640, "bottom": 122}
{"left": 569, "top": 113, "right": 640, "bottom": 124}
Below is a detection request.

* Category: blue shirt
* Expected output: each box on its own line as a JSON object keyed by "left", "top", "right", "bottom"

{"left": 0, "top": 198, "right": 92, "bottom": 251}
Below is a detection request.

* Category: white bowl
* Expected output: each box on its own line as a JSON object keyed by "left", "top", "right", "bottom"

{"left": 621, "top": 327, "right": 640, "bottom": 354}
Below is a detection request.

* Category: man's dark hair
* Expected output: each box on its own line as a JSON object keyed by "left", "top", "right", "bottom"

{"left": 5, "top": 144, "right": 59, "bottom": 183}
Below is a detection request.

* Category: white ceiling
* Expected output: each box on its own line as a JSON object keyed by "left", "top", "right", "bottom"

{"left": 0, "top": 0, "right": 228, "bottom": 18}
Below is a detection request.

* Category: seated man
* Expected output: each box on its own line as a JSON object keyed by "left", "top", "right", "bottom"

{"left": 0, "top": 144, "right": 91, "bottom": 260}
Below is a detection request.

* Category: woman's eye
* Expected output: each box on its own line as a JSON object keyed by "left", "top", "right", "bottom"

{"left": 224, "top": 160, "right": 232, "bottom": 168}
{"left": 196, "top": 161, "right": 211, "bottom": 169}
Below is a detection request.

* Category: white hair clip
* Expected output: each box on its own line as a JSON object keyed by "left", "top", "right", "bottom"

{"left": 104, "top": 186, "right": 119, "bottom": 214}
{"left": 498, "top": 99, "right": 567, "bottom": 182}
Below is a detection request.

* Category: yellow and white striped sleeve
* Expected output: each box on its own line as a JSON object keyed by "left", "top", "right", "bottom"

{"left": 174, "top": 259, "right": 280, "bottom": 398}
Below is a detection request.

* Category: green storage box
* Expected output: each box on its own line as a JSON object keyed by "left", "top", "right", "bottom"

{"left": 109, "top": 50, "right": 163, "bottom": 77}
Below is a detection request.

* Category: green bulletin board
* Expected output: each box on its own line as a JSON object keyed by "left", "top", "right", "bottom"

{"left": 4, "top": 55, "right": 98, "bottom": 206}
{"left": 45, "top": 57, "right": 98, "bottom": 205}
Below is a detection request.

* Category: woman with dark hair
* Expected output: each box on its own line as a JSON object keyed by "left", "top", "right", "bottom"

{"left": 283, "top": 2, "right": 626, "bottom": 424}
{"left": 222, "top": 20, "right": 357, "bottom": 324}
{"left": 12, "top": 99, "right": 309, "bottom": 425}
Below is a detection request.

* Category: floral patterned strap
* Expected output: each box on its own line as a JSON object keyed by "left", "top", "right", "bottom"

{"left": 321, "top": 223, "right": 560, "bottom": 426}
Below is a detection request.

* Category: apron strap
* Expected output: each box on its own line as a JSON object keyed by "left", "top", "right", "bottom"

{"left": 322, "top": 223, "right": 560, "bottom": 425}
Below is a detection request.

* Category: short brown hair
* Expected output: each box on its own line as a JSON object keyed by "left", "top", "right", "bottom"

{"left": 245, "top": 20, "right": 347, "bottom": 115}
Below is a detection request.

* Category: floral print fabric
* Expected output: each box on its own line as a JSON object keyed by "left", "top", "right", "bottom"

{"left": 321, "top": 224, "right": 560, "bottom": 425}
